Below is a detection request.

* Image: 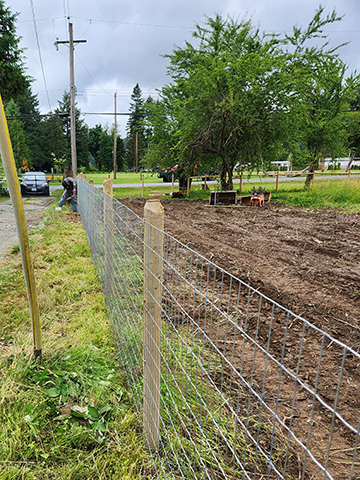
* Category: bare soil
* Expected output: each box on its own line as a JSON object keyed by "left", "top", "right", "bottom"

{"left": 121, "top": 197, "right": 360, "bottom": 479}
{"left": 121, "top": 198, "right": 360, "bottom": 343}
{"left": 0, "top": 196, "right": 54, "bottom": 260}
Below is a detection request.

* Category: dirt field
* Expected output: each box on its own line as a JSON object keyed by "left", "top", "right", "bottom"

{"left": 122, "top": 198, "right": 359, "bottom": 344}
{"left": 121, "top": 197, "right": 360, "bottom": 478}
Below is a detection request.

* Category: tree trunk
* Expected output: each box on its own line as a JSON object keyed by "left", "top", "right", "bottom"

{"left": 305, "top": 164, "right": 315, "bottom": 187}
{"left": 179, "top": 175, "right": 191, "bottom": 191}
{"left": 227, "top": 164, "right": 233, "bottom": 190}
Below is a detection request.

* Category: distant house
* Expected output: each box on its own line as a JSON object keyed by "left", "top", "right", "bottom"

{"left": 352, "top": 158, "right": 360, "bottom": 168}
{"left": 271, "top": 161, "right": 291, "bottom": 172}
{"left": 320, "top": 157, "right": 351, "bottom": 170}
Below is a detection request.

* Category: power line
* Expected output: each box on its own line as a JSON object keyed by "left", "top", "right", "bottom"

{"left": 75, "top": 51, "right": 112, "bottom": 95}
{"left": 71, "top": 16, "right": 193, "bottom": 30}
{"left": 6, "top": 113, "right": 69, "bottom": 119}
{"left": 29, "top": 0, "right": 51, "bottom": 110}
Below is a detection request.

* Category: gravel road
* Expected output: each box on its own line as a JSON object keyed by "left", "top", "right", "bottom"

{"left": 0, "top": 196, "right": 55, "bottom": 261}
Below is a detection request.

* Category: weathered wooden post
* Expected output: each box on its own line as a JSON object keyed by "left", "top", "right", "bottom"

{"left": 187, "top": 177, "right": 190, "bottom": 197}
{"left": 0, "top": 94, "right": 42, "bottom": 359}
{"left": 142, "top": 174, "right": 145, "bottom": 198}
{"left": 143, "top": 199, "right": 164, "bottom": 451}
{"left": 171, "top": 174, "right": 174, "bottom": 195}
{"left": 204, "top": 173, "right": 207, "bottom": 191}
{"left": 276, "top": 170, "right": 279, "bottom": 191}
{"left": 240, "top": 173, "right": 243, "bottom": 194}
{"left": 103, "top": 178, "right": 113, "bottom": 296}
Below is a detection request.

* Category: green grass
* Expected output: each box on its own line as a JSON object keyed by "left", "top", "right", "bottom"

{"left": 271, "top": 177, "right": 360, "bottom": 212}
{"left": 78, "top": 172, "right": 161, "bottom": 185}
{"left": 112, "top": 176, "right": 360, "bottom": 212}
{"left": 0, "top": 203, "right": 149, "bottom": 479}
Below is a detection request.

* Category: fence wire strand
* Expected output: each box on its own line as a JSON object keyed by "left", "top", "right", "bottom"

{"left": 79, "top": 179, "right": 360, "bottom": 480}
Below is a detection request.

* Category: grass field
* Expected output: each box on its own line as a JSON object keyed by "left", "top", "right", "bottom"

{"left": 112, "top": 176, "right": 360, "bottom": 212}
{"left": 0, "top": 208, "right": 149, "bottom": 479}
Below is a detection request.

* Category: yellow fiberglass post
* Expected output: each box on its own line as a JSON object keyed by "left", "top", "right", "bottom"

{"left": 0, "top": 94, "right": 42, "bottom": 359}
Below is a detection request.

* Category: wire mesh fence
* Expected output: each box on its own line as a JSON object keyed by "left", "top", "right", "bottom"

{"left": 78, "top": 178, "right": 360, "bottom": 479}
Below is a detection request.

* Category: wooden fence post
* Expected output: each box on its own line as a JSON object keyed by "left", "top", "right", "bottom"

{"left": 103, "top": 178, "right": 113, "bottom": 296}
{"left": 143, "top": 199, "right": 164, "bottom": 451}
{"left": 240, "top": 173, "right": 243, "bottom": 194}
{"left": 276, "top": 171, "right": 279, "bottom": 191}
{"left": 187, "top": 177, "right": 190, "bottom": 197}
{"left": 171, "top": 174, "right": 174, "bottom": 195}
{"left": 142, "top": 174, "right": 145, "bottom": 198}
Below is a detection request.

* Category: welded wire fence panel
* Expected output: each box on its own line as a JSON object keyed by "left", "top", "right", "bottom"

{"left": 78, "top": 179, "right": 360, "bottom": 480}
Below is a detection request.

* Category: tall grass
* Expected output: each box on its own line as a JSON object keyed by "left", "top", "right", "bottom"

{"left": 272, "top": 177, "right": 360, "bottom": 211}
{"left": 0, "top": 205, "right": 149, "bottom": 479}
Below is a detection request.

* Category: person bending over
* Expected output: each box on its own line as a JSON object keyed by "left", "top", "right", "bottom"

{"left": 56, "top": 177, "right": 77, "bottom": 212}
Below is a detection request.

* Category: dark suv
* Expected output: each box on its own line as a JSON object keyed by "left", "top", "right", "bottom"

{"left": 20, "top": 172, "right": 50, "bottom": 196}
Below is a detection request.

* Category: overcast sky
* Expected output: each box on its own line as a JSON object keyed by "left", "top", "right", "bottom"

{"left": 6, "top": 0, "right": 360, "bottom": 136}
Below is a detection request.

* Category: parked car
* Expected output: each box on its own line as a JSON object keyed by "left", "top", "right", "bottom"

{"left": 157, "top": 164, "right": 179, "bottom": 182}
{"left": 20, "top": 172, "right": 50, "bottom": 196}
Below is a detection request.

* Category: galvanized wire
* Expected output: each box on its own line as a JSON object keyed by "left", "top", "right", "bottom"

{"left": 78, "top": 179, "right": 360, "bottom": 479}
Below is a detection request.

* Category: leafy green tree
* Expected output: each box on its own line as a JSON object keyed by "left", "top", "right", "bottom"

{"left": 283, "top": 6, "right": 356, "bottom": 185}
{"left": 0, "top": 1, "right": 29, "bottom": 103}
{"left": 146, "top": 15, "right": 294, "bottom": 190}
{"left": 344, "top": 82, "right": 360, "bottom": 157}
{"left": 145, "top": 9, "right": 359, "bottom": 190}
{"left": 125, "top": 84, "right": 147, "bottom": 171}
{"left": 5, "top": 99, "right": 30, "bottom": 169}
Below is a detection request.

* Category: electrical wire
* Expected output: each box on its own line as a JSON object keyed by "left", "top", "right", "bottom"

{"left": 71, "top": 16, "right": 193, "bottom": 30}
{"left": 75, "top": 51, "right": 112, "bottom": 95}
{"left": 29, "top": 0, "right": 52, "bottom": 110}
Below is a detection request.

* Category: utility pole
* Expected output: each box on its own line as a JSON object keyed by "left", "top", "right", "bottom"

{"left": 113, "top": 92, "right": 117, "bottom": 180}
{"left": 135, "top": 130, "right": 138, "bottom": 174}
{"left": 55, "top": 22, "right": 86, "bottom": 176}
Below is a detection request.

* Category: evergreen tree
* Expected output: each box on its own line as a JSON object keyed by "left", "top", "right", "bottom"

{"left": 88, "top": 124, "right": 103, "bottom": 170}
{"left": 88, "top": 124, "right": 125, "bottom": 172}
{"left": 125, "top": 84, "right": 147, "bottom": 171}
{"left": 0, "top": 1, "right": 29, "bottom": 103}
{"left": 98, "top": 127, "right": 113, "bottom": 171}
{"left": 5, "top": 99, "right": 30, "bottom": 170}
{"left": 17, "top": 87, "right": 48, "bottom": 170}
{"left": 43, "top": 115, "right": 67, "bottom": 172}
{"left": 115, "top": 134, "right": 125, "bottom": 172}
{"left": 55, "top": 91, "right": 89, "bottom": 169}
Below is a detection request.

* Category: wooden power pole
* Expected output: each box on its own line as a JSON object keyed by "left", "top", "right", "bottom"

{"left": 55, "top": 23, "right": 86, "bottom": 176}
{"left": 113, "top": 92, "right": 117, "bottom": 180}
{"left": 135, "top": 130, "right": 138, "bottom": 174}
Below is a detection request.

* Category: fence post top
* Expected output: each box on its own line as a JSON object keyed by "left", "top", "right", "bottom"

{"left": 144, "top": 199, "right": 164, "bottom": 218}
{"left": 103, "top": 178, "right": 113, "bottom": 195}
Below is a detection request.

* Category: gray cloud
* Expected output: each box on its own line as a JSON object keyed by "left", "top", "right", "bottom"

{"left": 7, "top": 0, "right": 360, "bottom": 135}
